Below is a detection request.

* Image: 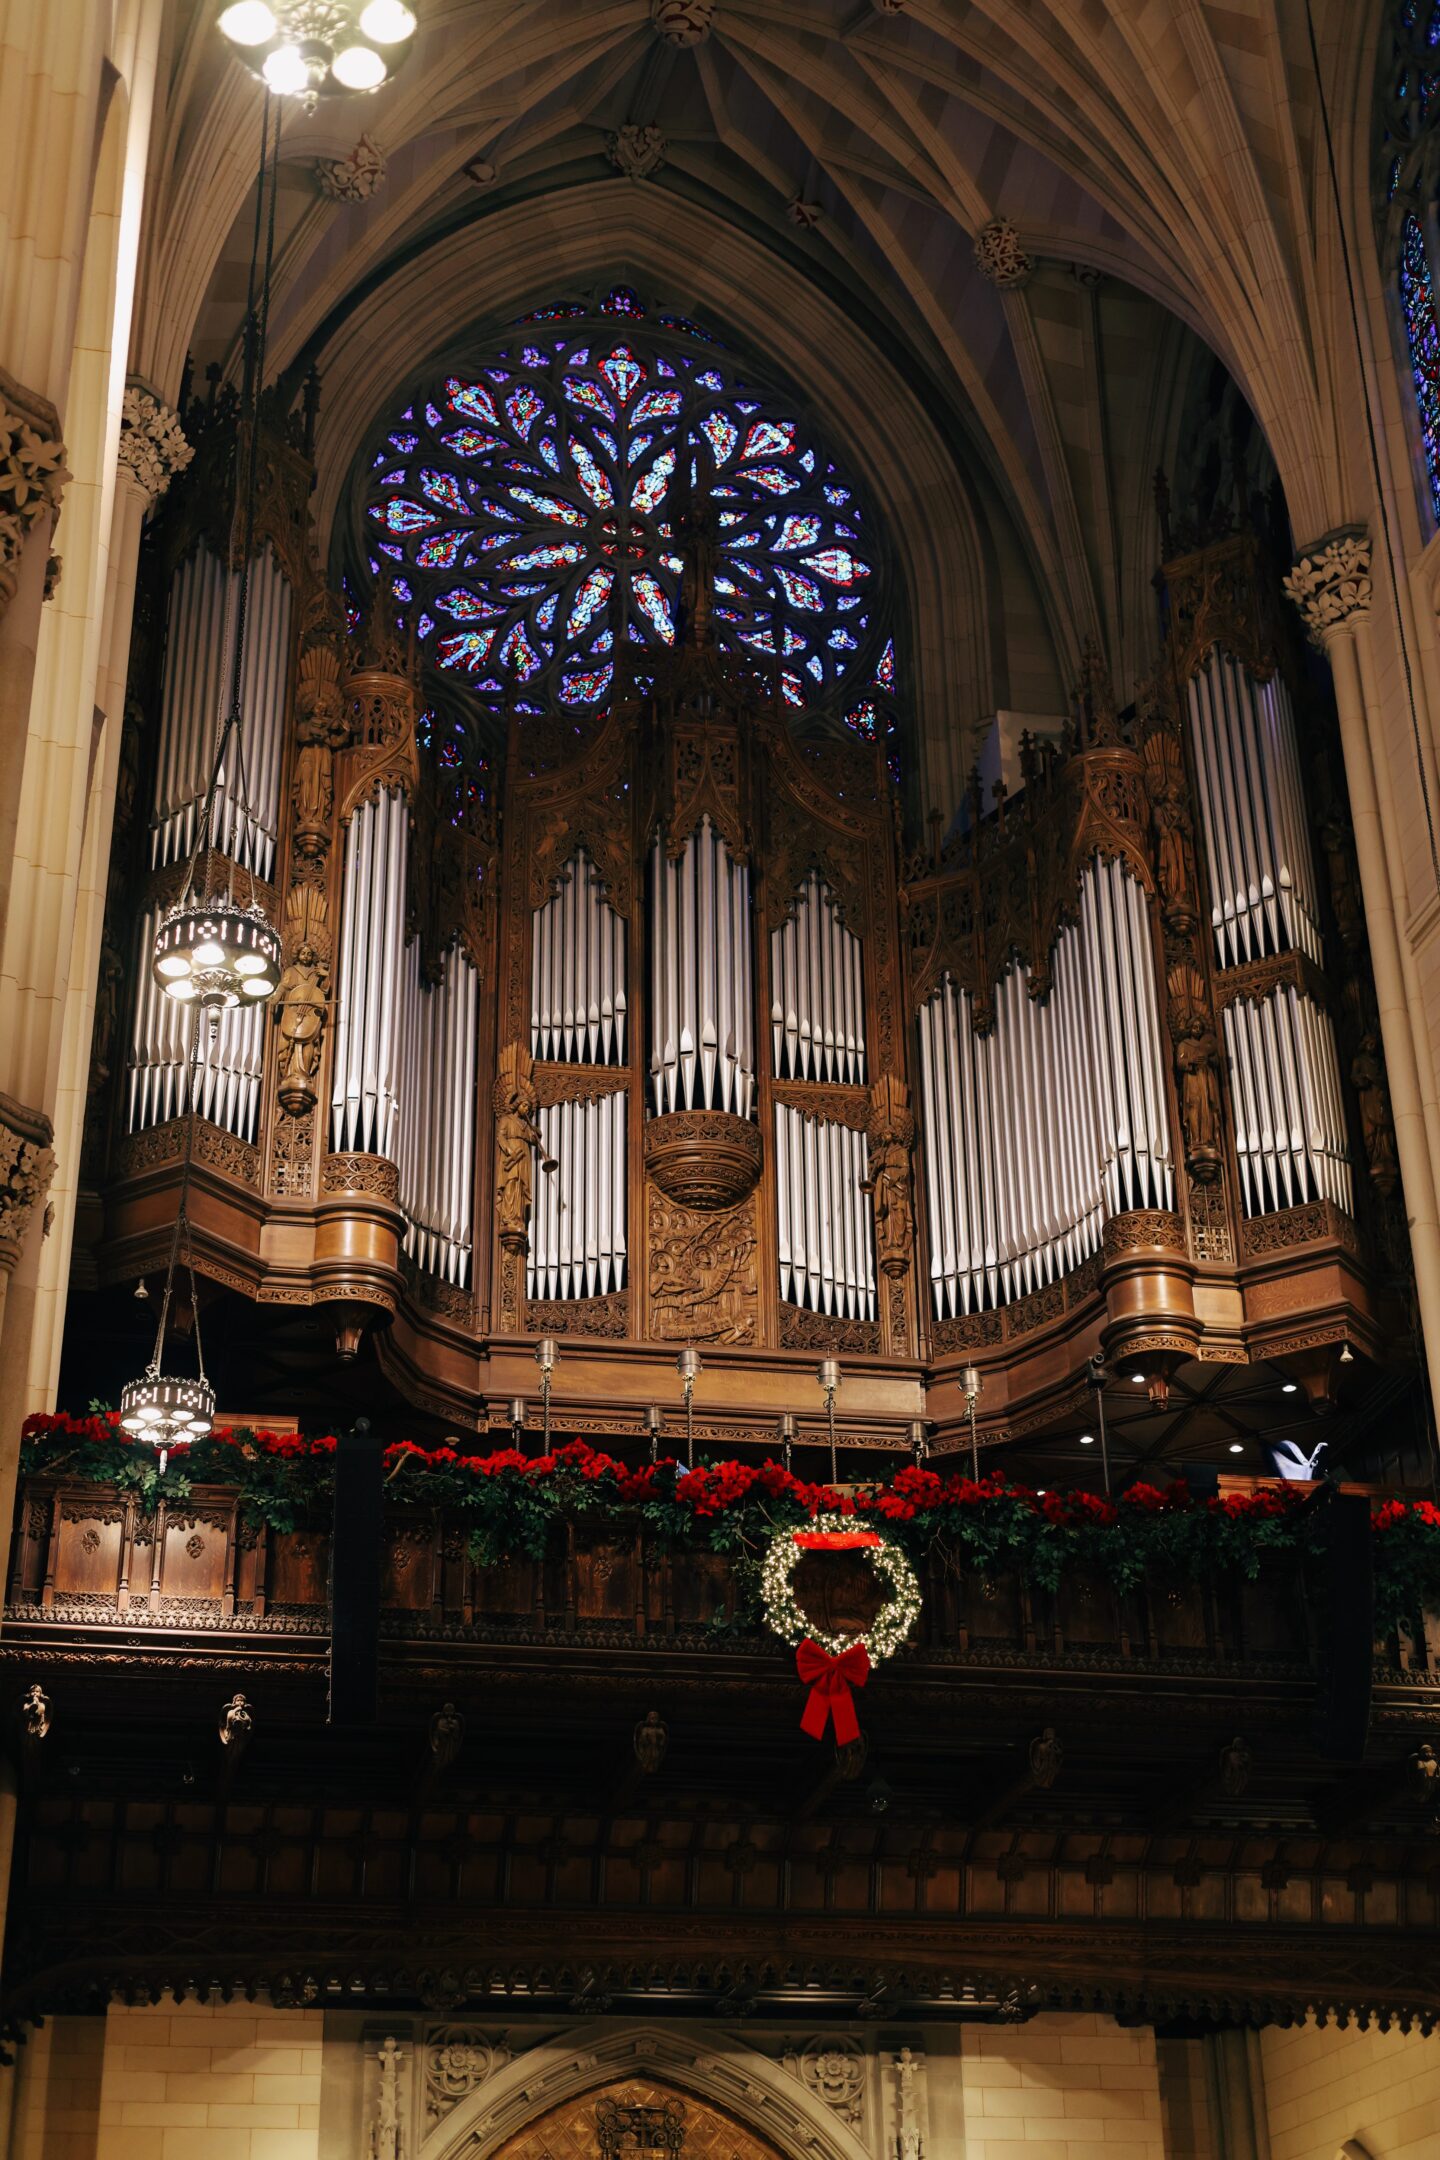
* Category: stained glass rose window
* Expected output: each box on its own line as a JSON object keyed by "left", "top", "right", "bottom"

{"left": 363, "top": 286, "right": 896, "bottom": 740}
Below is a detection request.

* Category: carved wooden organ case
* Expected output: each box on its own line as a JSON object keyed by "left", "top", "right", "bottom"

{"left": 91, "top": 405, "right": 1404, "bottom": 1453}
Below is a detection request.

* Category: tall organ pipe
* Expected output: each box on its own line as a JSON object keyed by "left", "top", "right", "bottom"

{"left": 1222, "top": 988, "right": 1351, "bottom": 1217}
{"left": 774, "top": 1107, "right": 875, "bottom": 1319}
{"left": 149, "top": 544, "right": 290, "bottom": 881}
{"left": 770, "top": 872, "right": 866, "bottom": 1084}
{"left": 1186, "top": 649, "right": 1321, "bottom": 968}
{"left": 527, "top": 1090, "right": 627, "bottom": 1301}
{"left": 918, "top": 856, "right": 1173, "bottom": 1317}
{"left": 395, "top": 944, "right": 480, "bottom": 1286}
{"left": 329, "top": 788, "right": 411, "bottom": 1157}
{"left": 530, "top": 849, "right": 627, "bottom": 1065}
{"left": 649, "top": 819, "right": 754, "bottom": 1116}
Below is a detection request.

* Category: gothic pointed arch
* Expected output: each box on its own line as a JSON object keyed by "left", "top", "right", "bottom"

{"left": 420, "top": 2023, "right": 877, "bottom": 2160}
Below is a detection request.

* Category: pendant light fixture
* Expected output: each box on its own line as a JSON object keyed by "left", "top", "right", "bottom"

{"left": 217, "top": 1, "right": 418, "bottom": 108}
{"left": 119, "top": 1026, "right": 216, "bottom": 1465}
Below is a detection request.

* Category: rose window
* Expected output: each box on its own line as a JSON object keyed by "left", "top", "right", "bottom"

{"left": 363, "top": 286, "right": 897, "bottom": 739}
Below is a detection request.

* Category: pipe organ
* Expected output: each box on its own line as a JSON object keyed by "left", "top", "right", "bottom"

{"left": 528, "top": 1091, "right": 628, "bottom": 1301}
{"left": 1186, "top": 652, "right": 1320, "bottom": 966}
{"left": 1177, "top": 566, "right": 1352, "bottom": 1225}
{"left": 917, "top": 858, "right": 1172, "bottom": 1317}
{"left": 531, "top": 850, "right": 627, "bottom": 1067}
{"left": 395, "top": 945, "right": 480, "bottom": 1287}
{"left": 648, "top": 820, "right": 755, "bottom": 1118}
{"left": 330, "top": 787, "right": 411, "bottom": 1158}
{"left": 771, "top": 873, "right": 865, "bottom": 1085}
{"left": 775, "top": 1107, "right": 875, "bottom": 1319}
{"left": 94, "top": 398, "right": 1401, "bottom": 1453}
{"left": 149, "top": 543, "right": 291, "bottom": 881}
{"left": 1222, "top": 987, "right": 1351, "bottom": 1218}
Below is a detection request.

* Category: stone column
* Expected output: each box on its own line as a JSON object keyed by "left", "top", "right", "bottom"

{"left": 1285, "top": 529, "right": 1440, "bottom": 1411}
{"left": 0, "top": 0, "right": 114, "bottom": 939}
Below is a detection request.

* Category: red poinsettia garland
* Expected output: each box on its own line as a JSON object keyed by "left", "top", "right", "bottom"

{"left": 16, "top": 1412, "right": 1440, "bottom": 1624}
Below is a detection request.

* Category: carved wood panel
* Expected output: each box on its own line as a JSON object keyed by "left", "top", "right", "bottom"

{"left": 488, "top": 2079, "right": 789, "bottom": 2160}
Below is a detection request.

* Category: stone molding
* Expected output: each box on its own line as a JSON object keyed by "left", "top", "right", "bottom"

{"left": 1283, "top": 527, "right": 1372, "bottom": 647}
{"left": 315, "top": 132, "right": 387, "bottom": 203}
{"left": 651, "top": 0, "right": 715, "bottom": 44}
{"left": 117, "top": 383, "right": 193, "bottom": 507}
{"left": 972, "top": 218, "right": 1033, "bottom": 289}
{"left": 608, "top": 124, "right": 667, "bottom": 180}
{"left": 0, "top": 1090, "right": 56, "bottom": 1270}
{"left": 0, "top": 364, "right": 69, "bottom": 625}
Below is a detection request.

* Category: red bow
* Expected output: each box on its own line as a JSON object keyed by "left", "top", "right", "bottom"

{"left": 795, "top": 1637, "right": 870, "bottom": 1745}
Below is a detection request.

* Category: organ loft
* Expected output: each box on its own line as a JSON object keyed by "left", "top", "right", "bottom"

{"left": 80, "top": 306, "right": 1397, "bottom": 1457}
{"left": 8, "top": 6, "right": 1440, "bottom": 2154}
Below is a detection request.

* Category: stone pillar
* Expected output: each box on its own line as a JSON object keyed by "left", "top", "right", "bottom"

{"left": 0, "top": 0, "right": 115, "bottom": 939}
{"left": 1285, "top": 530, "right": 1440, "bottom": 1413}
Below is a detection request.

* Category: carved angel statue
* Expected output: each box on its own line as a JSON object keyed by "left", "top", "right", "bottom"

{"left": 1175, "top": 1028, "right": 1222, "bottom": 1172}
{"left": 219, "top": 1692, "right": 253, "bottom": 1747}
{"left": 291, "top": 640, "right": 349, "bottom": 858}
{"left": 1351, "top": 1032, "right": 1399, "bottom": 1194}
{"left": 495, "top": 1086, "right": 555, "bottom": 1251}
{"left": 865, "top": 1141, "right": 914, "bottom": 1278}
{"left": 270, "top": 942, "right": 329, "bottom": 1111}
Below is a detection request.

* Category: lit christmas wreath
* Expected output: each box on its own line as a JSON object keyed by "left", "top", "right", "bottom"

{"left": 761, "top": 1513, "right": 921, "bottom": 1742}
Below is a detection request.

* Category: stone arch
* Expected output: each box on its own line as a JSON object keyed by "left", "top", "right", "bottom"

{"left": 302, "top": 187, "right": 1061, "bottom": 824}
{"left": 422, "top": 2021, "right": 878, "bottom": 2160}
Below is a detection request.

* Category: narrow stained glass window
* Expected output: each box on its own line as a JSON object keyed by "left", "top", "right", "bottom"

{"left": 1401, "top": 215, "right": 1440, "bottom": 520}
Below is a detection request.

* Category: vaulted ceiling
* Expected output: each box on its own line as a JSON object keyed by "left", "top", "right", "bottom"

{"left": 132, "top": 0, "right": 1382, "bottom": 806}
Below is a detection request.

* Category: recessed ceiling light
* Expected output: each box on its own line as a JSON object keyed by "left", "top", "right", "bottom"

{"left": 1130, "top": 1372, "right": 1145, "bottom": 1385}
{"left": 1281, "top": 1382, "right": 1298, "bottom": 1394}
{"left": 1079, "top": 1433, "right": 1095, "bottom": 1445}
{"left": 1229, "top": 1443, "right": 1244, "bottom": 1454}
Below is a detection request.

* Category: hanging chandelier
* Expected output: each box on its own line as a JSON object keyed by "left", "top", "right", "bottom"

{"left": 218, "top": 1, "right": 417, "bottom": 101}
{"left": 153, "top": 898, "right": 281, "bottom": 1015}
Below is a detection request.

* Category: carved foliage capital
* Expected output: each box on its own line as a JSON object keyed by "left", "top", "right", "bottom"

{"left": 1283, "top": 527, "right": 1372, "bottom": 647}
{"left": 0, "top": 366, "right": 69, "bottom": 623}
{"left": 118, "top": 385, "right": 194, "bottom": 507}
{"left": 0, "top": 1092, "right": 56, "bottom": 1265}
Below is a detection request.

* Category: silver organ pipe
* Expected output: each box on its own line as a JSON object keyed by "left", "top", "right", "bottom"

{"left": 394, "top": 944, "right": 479, "bottom": 1286}
{"left": 149, "top": 544, "right": 291, "bottom": 881}
{"left": 1186, "top": 648, "right": 1321, "bottom": 968}
{"left": 648, "top": 817, "right": 754, "bottom": 1117}
{"left": 529, "top": 848, "right": 627, "bottom": 1065}
{"left": 770, "top": 872, "right": 865, "bottom": 1083}
{"left": 527, "top": 1089, "right": 627, "bottom": 1301}
{"left": 329, "top": 787, "right": 411, "bottom": 1156}
{"left": 918, "top": 856, "right": 1172, "bottom": 1317}
{"left": 125, "top": 903, "right": 264, "bottom": 1141}
{"left": 1222, "top": 988, "right": 1352, "bottom": 1217}
{"left": 774, "top": 1106, "right": 875, "bottom": 1319}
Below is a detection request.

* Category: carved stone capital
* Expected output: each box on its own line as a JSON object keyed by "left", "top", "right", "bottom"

{"left": 0, "top": 365, "right": 69, "bottom": 625}
{"left": 1283, "top": 526, "right": 1371, "bottom": 647}
{"left": 0, "top": 1091, "right": 56, "bottom": 1269}
{"left": 117, "top": 383, "right": 193, "bottom": 508}
{"left": 973, "top": 217, "right": 1033, "bottom": 289}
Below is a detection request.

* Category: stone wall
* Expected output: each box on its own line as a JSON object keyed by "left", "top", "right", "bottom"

{"left": 4, "top": 1999, "right": 1439, "bottom": 2160}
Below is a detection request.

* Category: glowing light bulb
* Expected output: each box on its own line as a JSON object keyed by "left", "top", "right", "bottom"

{"left": 1079, "top": 1433, "right": 1095, "bottom": 1445}
{"left": 192, "top": 939, "right": 225, "bottom": 967}
{"left": 1229, "top": 1442, "right": 1244, "bottom": 1455}
{"left": 332, "top": 42, "right": 386, "bottom": 87}
{"left": 263, "top": 42, "right": 309, "bottom": 93}
{"left": 359, "top": 0, "right": 416, "bottom": 39}
{"left": 219, "top": 1, "right": 278, "bottom": 43}
{"left": 156, "top": 953, "right": 192, "bottom": 979}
